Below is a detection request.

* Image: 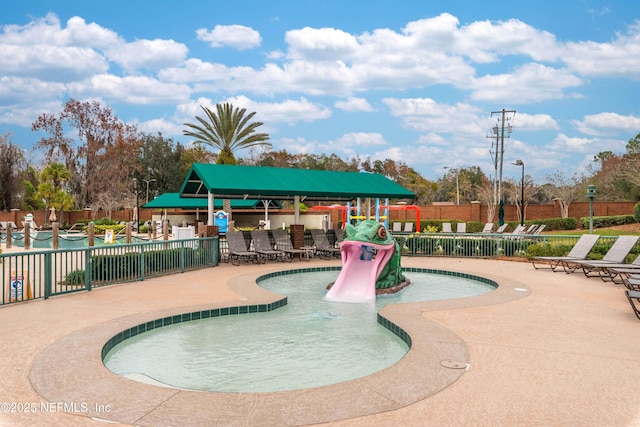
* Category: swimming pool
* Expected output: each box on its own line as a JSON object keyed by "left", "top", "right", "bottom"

{"left": 103, "top": 268, "right": 497, "bottom": 392}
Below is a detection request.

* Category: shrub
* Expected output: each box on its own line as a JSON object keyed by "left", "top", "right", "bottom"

{"left": 64, "top": 269, "right": 86, "bottom": 286}
{"left": 634, "top": 202, "right": 640, "bottom": 222}
{"left": 579, "top": 215, "right": 636, "bottom": 229}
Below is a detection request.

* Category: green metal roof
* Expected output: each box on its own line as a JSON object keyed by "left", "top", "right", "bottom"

{"left": 143, "top": 193, "right": 280, "bottom": 209}
{"left": 178, "top": 164, "right": 415, "bottom": 201}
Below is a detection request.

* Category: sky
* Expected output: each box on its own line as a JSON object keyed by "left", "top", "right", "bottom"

{"left": 1, "top": 0, "right": 640, "bottom": 183}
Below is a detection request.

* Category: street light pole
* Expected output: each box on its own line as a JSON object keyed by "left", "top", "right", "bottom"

{"left": 512, "top": 160, "right": 525, "bottom": 226}
{"left": 133, "top": 178, "right": 139, "bottom": 231}
{"left": 143, "top": 178, "right": 157, "bottom": 203}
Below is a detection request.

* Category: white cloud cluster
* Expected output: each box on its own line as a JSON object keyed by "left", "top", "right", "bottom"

{"left": 2, "top": 10, "right": 640, "bottom": 180}
{"left": 196, "top": 24, "right": 261, "bottom": 50}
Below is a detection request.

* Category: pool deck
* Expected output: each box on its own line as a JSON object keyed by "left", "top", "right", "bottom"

{"left": 1, "top": 251, "right": 639, "bottom": 426}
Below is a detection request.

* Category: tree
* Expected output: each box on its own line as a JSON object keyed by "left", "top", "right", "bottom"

{"left": 37, "top": 163, "right": 73, "bottom": 225}
{"left": 0, "top": 133, "right": 26, "bottom": 211}
{"left": 183, "top": 104, "right": 271, "bottom": 165}
{"left": 183, "top": 103, "right": 271, "bottom": 216}
{"left": 32, "top": 99, "right": 141, "bottom": 208}
{"left": 544, "top": 171, "right": 585, "bottom": 218}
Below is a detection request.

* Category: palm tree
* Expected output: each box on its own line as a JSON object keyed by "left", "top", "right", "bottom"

{"left": 183, "top": 103, "right": 271, "bottom": 218}
{"left": 183, "top": 103, "right": 271, "bottom": 165}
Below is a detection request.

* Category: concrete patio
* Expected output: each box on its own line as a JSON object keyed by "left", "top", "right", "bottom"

{"left": 0, "top": 254, "right": 639, "bottom": 426}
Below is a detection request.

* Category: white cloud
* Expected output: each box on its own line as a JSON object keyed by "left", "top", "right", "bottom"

{"left": 512, "top": 113, "right": 559, "bottom": 131}
{"left": 470, "top": 63, "right": 584, "bottom": 103}
{"left": 383, "top": 97, "right": 484, "bottom": 135}
{"left": 106, "top": 39, "right": 188, "bottom": 73}
{"left": 335, "top": 132, "right": 387, "bottom": 146}
{"left": 68, "top": 74, "right": 192, "bottom": 104}
{"left": 572, "top": 112, "right": 640, "bottom": 136}
{"left": 285, "top": 27, "right": 359, "bottom": 60}
{"left": 196, "top": 24, "right": 261, "bottom": 50}
{"left": 334, "top": 97, "right": 373, "bottom": 112}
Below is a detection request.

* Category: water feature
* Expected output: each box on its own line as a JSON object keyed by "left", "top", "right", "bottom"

{"left": 103, "top": 268, "right": 496, "bottom": 392}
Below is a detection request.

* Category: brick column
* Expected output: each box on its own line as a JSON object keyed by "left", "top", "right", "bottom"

{"left": 290, "top": 224, "right": 305, "bottom": 249}
{"left": 470, "top": 201, "right": 481, "bottom": 222}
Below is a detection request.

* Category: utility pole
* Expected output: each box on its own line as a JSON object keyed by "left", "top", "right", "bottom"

{"left": 487, "top": 108, "right": 516, "bottom": 206}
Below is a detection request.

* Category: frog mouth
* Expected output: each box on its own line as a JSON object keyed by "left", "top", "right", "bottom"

{"left": 324, "top": 240, "right": 395, "bottom": 303}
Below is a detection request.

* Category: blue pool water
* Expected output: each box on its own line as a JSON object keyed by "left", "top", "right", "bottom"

{"left": 103, "top": 269, "right": 496, "bottom": 392}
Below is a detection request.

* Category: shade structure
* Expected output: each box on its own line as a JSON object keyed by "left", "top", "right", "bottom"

{"left": 179, "top": 164, "right": 416, "bottom": 202}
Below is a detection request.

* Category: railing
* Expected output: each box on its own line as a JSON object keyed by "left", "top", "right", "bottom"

{"left": 0, "top": 237, "right": 219, "bottom": 306}
{"left": 391, "top": 232, "right": 623, "bottom": 258}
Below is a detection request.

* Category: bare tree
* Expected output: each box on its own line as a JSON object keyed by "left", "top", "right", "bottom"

{"left": 474, "top": 177, "right": 497, "bottom": 223}
{"left": 544, "top": 171, "right": 585, "bottom": 218}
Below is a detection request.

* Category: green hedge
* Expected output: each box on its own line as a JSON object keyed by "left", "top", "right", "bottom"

{"left": 65, "top": 246, "right": 211, "bottom": 285}
{"left": 635, "top": 202, "right": 640, "bottom": 223}
{"left": 579, "top": 215, "right": 636, "bottom": 229}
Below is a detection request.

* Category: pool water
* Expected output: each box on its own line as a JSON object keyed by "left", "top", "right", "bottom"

{"left": 103, "top": 269, "right": 496, "bottom": 392}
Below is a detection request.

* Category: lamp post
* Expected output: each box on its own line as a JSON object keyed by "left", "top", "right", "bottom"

{"left": 512, "top": 160, "right": 525, "bottom": 226}
{"left": 587, "top": 185, "right": 596, "bottom": 233}
{"left": 444, "top": 167, "right": 460, "bottom": 205}
{"left": 133, "top": 178, "right": 139, "bottom": 231}
{"left": 143, "top": 178, "right": 156, "bottom": 203}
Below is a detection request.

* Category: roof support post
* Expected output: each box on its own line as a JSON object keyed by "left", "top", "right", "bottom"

{"left": 207, "top": 192, "right": 214, "bottom": 226}
{"left": 294, "top": 195, "right": 300, "bottom": 224}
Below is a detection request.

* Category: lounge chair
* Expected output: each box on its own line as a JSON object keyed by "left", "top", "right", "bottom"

{"left": 495, "top": 223, "right": 509, "bottom": 234}
{"left": 403, "top": 222, "right": 414, "bottom": 233}
{"left": 442, "top": 222, "right": 452, "bottom": 233}
{"left": 561, "top": 235, "right": 640, "bottom": 275}
{"left": 309, "top": 229, "right": 341, "bottom": 259}
{"left": 589, "top": 254, "right": 640, "bottom": 283}
{"left": 334, "top": 228, "right": 344, "bottom": 244}
{"left": 456, "top": 222, "right": 467, "bottom": 233}
{"left": 480, "top": 223, "right": 494, "bottom": 233}
{"left": 272, "top": 229, "right": 310, "bottom": 261}
{"left": 625, "top": 290, "right": 640, "bottom": 320}
{"left": 532, "top": 224, "right": 546, "bottom": 234}
{"left": 226, "top": 231, "right": 262, "bottom": 266}
{"left": 625, "top": 276, "right": 640, "bottom": 291}
{"left": 511, "top": 224, "right": 527, "bottom": 234}
{"left": 251, "top": 230, "right": 287, "bottom": 262}
{"left": 531, "top": 234, "right": 601, "bottom": 272}
{"left": 524, "top": 224, "right": 539, "bottom": 234}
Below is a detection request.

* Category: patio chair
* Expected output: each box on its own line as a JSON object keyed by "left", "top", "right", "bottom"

{"left": 226, "top": 230, "right": 262, "bottom": 266}
{"left": 442, "top": 222, "right": 453, "bottom": 233}
{"left": 511, "top": 224, "right": 527, "bottom": 234}
{"left": 251, "top": 230, "right": 287, "bottom": 262}
{"left": 310, "top": 229, "right": 341, "bottom": 259}
{"left": 403, "top": 222, "right": 414, "bottom": 233}
{"left": 456, "top": 222, "right": 467, "bottom": 233}
{"left": 589, "top": 254, "right": 640, "bottom": 283}
{"left": 334, "top": 228, "right": 344, "bottom": 244}
{"left": 561, "top": 235, "right": 640, "bottom": 275}
{"left": 495, "top": 223, "right": 509, "bottom": 234}
{"left": 272, "top": 229, "right": 310, "bottom": 261}
{"left": 625, "top": 276, "right": 640, "bottom": 291}
{"left": 525, "top": 224, "right": 539, "bottom": 234}
{"left": 625, "top": 290, "right": 640, "bottom": 320}
{"left": 480, "top": 223, "right": 494, "bottom": 233}
{"left": 531, "top": 234, "right": 601, "bottom": 272}
{"left": 532, "top": 224, "right": 546, "bottom": 234}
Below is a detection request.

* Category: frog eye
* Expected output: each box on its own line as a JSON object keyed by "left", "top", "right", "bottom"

{"left": 377, "top": 227, "right": 387, "bottom": 239}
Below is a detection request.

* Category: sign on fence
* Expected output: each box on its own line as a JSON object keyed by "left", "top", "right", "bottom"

{"left": 8, "top": 271, "right": 32, "bottom": 302}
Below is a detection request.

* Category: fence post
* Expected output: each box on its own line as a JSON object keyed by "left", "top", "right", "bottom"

{"left": 85, "top": 249, "right": 92, "bottom": 291}
{"left": 139, "top": 245, "right": 145, "bottom": 281}
{"left": 180, "top": 240, "right": 186, "bottom": 273}
{"left": 44, "top": 252, "right": 52, "bottom": 299}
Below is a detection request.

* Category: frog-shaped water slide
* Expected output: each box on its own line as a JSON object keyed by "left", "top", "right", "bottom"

{"left": 325, "top": 220, "right": 409, "bottom": 303}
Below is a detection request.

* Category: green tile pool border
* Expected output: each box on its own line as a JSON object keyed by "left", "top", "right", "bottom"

{"left": 101, "top": 267, "right": 497, "bottom": 362}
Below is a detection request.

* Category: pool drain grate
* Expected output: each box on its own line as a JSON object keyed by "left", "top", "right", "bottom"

{"left": 440, "top": 360, "right": 468, "bottom": 369}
